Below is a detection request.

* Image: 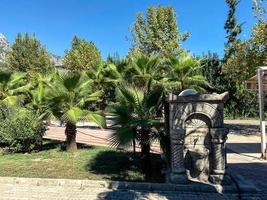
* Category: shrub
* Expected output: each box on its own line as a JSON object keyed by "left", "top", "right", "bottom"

{"left": 0, "top": 107, "right": 46, "bottom": 152}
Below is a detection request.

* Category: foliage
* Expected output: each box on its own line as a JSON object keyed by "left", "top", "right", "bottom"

{"left": 7, "top": 33, "right": 53, "bottom": 74}
{"left": 48, "top": 71, "right": 105, "bottom": 152}
{"left": 221, "top": 0, "right": 267, "bottom": 118}
{"left": 164, "top": 54, "right": 209, "bottom": 93}
{"left": 64, "top": 36, "right": 102, "bottom": 71}
{"left": 126, "top": 53, "right": 163, "bottom": 88}
{"left": 130, "top": 5, "right": 189, "bottom": 57}
{"left": 49, "top": 71, "right": 104, "bottom": 125}
{"left": 201, "top": 53, "right": 227, "bottom": 93}
{"left": 224, "top": 0, "right": 242, "bottom": 60}
{"left": 25, "top": 73, "right": 54, "bottom": 120}
{"left": 109, "top": 84, "right": 164, "bottom": 176}
{"left": 0, "top": 107, "right": 45, "bottom": 152}
{"left": 225, "top": 85, "right": 258, "bottom": 118}
{"left": 253, "top": 0, "right": 267, "bottom": 22}
{"left": 251, "top": 21, "right": 267, "bottom": 66}
{"left": 0, "top": 70, "right": 31, "bottom": 106}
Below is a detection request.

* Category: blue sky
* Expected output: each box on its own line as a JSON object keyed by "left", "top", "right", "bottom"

{"left": 0, "top": 0, "right": 257, "bottom": 59}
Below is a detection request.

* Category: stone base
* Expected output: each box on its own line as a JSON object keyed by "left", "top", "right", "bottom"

{"left": 209, "top": 174, "right": 232, "bottom": 185}
{"left": 169, "top": 173, "right": 189, "bottom": 184}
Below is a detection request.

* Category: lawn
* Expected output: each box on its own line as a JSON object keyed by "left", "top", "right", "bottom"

{"left": 0, "top": 140, "right": 165, "bottom": 183}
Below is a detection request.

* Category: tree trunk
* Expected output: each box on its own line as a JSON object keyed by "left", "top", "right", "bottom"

{"left": 99, "top": 96, "right": 107, "bottom": 128}
{"left": 65, "top": 122, "right": 77, "bottom": 152}
{"left": 132, "top": 139, "right": 136, "bottom": 157}
{"left": 140, "top": 129, "right": 152, "bottom": 177}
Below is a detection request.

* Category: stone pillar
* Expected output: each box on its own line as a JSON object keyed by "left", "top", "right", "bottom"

{"left": 209, "top": 128, "right": 230, "bottom": 184}
{"left": 170, "top": 129, "right": 189, "bottom": 184}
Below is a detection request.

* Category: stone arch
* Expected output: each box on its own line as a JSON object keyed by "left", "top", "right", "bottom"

{"left": 172, "top": 102, "right": 223, "bottom": 129}
{"left": 183, "top": 112, "right": 212, "bottom": 129}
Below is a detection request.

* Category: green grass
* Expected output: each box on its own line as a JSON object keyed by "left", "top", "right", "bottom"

{"left": 0, "top": 140, "right": 164, "bottom": 183}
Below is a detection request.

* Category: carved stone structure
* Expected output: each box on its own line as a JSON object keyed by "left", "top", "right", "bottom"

{"left": 167, "top": 92, "right": 229, "bottom": 184}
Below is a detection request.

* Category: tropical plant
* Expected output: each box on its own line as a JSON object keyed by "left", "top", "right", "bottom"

{"left": 86, "top": 63, "right": 124, "bottom": 127}
{"left": 25, "top": 74, "right": 54, "bottom": 121}
{"left": 49, "top": 71, "right": 105, "bottom": 152}
{"left": 109, "top": 83, "right": 164, "bottom": 176}
{"left": 127, "top": 54, "right": 163, "bottom": 89}
{"left": 164, "top": 54, "right": 209, "bottom": 93}
{"left": 0, "top": 70, "right": 31, "bottom": 106}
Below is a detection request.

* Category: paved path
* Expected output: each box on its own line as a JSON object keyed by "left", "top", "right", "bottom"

{"left": 0, "top": 177, "right": 241, "bottom": 200}
{"left": 44, "top": 126, "right": 161, "bottom": 153}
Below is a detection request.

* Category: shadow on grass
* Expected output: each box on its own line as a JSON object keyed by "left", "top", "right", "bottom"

{"left": 87, "top": 150, "right": 165, "bottom": 183}
{"left": 42, "top": 139, "right": 95, "bottom": 151}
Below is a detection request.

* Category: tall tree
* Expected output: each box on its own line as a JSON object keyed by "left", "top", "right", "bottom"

{"left": 64, "top": 36, "right": 102, "bottom": 71}
{"left": 201, "top": 53, "right": 226, "bottom": 93}
{"left": 252, "top": 0, "right": 267, "bottom": 66}
{"left": 224, "top": 0, "right": 242, "bottom": 60}
{"left": 131, "top": 5, "right": 189, "bottom": 57}
{"left": 7, "top": 33, "right": 53, "bottom": 74}
{"left": 221, "top": 0, "right": 265, "bottom": 118}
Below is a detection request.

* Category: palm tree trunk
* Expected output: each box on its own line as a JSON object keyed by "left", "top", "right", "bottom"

{"left": 132, "top": 139, "right": 136, "bottom": 157}
{"left": 99, "top": 96, "right": 107, "bottom": 128}
{"left": 65, "top": 122, "right": 77, "bottom": 152}
{"left": 140, "top": 129, "right": 152, "bottom": 177}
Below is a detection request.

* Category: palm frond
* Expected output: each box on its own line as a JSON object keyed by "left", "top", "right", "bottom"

{"left": 86, "top": 111, "right": 105, "bottom": 127}
{"left": 61, "top": 107, "right": 84, "bottom": 124}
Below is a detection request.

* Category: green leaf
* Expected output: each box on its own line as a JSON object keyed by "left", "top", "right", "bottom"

{"left": 86, "top": 112, "right": 105, "bottom": 127}
{"left": 61, "top": 107, "right": 84, "bottom": 124}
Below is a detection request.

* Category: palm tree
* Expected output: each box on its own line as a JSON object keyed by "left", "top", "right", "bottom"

{"left": 49, "top": 71, "right": 105, "bottom": 152}
{"left": 26, "top": 73, "right": 53, "bottom": 120}
{"left": 0, "top": 70, "right": 31, "bottom": 106}
{"left": 127, "top": 54, "right": 163, "bottom": 90}
{"left": 164, "top": 54, "right": 210, "bottom": 93}
{"left": 109, "top": 83, "right": 164, "bottom": 176}
{"left": 87, "top": 63, "right": 124, "bottom": 127}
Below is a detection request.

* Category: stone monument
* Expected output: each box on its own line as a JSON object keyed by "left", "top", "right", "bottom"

{"left": 167, "top": 90, "right": 230, "bottom": 184}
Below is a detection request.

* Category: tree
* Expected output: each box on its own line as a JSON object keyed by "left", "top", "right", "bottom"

{"left": 224, "top": 0, "right": 242, "bottom": 60}
{"left": 164, "top": 54, "right": 209, "bottom": 93}
{"left": 251, "top": 0, "right": 267, "bottom": 66}
{"left": 7, "top": 33, "right": 53, "bottom": 74}
{"left": 87, "top": 63, "right": 123, "bottom": 127}
{"left": 0, "top": 70, "right": 31, "bottom": 106}
{"left": 127, "top": 53, "right": 163, "bottom": 89}
{"left": 253, "top": 0, "right": 267, "bottom": 22}
{"left": 26, "top": 73, "right": 54, "bottom": 121}
{"left": 109, "top": 84, "right": 164, "bottom": 176}
{"left": 49, "top": 71, "right": 105, "bottom": 152}
{"left": 64, "top": 36, "right": 102, "bottom": 71}
{"left": 220, "top": 0, "right": 267, "bottom": 118}
{"left": 131, "top": 5, "right": 189, "bottom": 57}
{"left": 201, "top": 53, "right": 226, "bottom": 93}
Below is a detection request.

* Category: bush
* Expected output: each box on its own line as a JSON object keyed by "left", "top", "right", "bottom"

{"left": 0, "top": 107, "right": 46, "bottom": 152}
